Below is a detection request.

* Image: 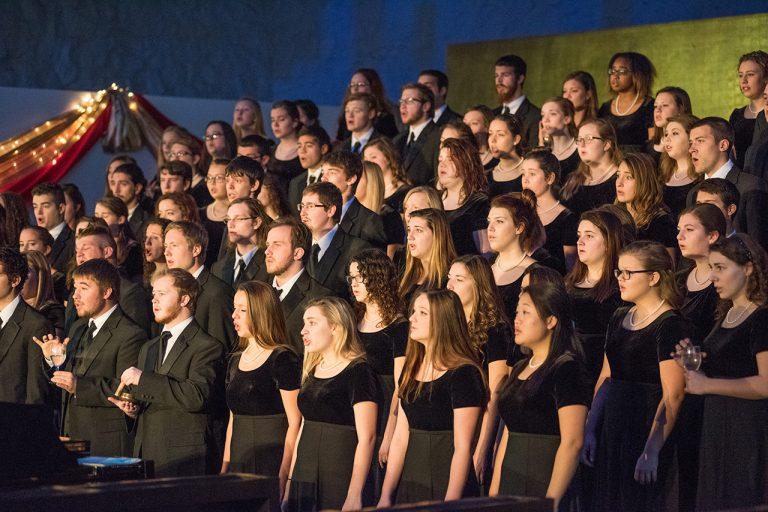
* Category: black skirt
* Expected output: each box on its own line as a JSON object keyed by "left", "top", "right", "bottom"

{"left": 696, "top": 394, "right": 768, "bottom": 511}
{"left": 230, "top": 413, "right": 288, "bottom": 475}
{"left": 397, "top": 429, "right": 480, "bottom": 504}
{"left": 286, "top": 420, "right": 374, "bottom": 511}
{"left": 592, "top": 379, "right": 677, "bottom": 512}
{"left": 372, "top": 374, "right": 395, "bottom": 501}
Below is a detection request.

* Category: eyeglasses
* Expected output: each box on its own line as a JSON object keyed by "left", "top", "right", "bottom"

{"left": 349, "top": 82, "right": 370, "bottom": 90}
{"left": 399, "top": 98, "right": 425, "bottom": 106}
{"left": 205, "top": 175, "right": 226, "bottom": 183}
{"left": 345, "top": 274, "right": 365, "bottom": 285}
{"left": 297, "top": 202, "right": 328, "bottom": 212}
{"left": 613, "top": 269, "right": 656, "bottom": 280}
{"left": 204, "top": 133, "right": 224, "bottom": 141}
{"left": 344, "top": 108, "right": 366, "bottom": 116}
{"left": 576, "top": 135, "right": 604, "bottom": 146}
{"left": 170, "top": 150, "right": 193, "bottom": 158}
{"left": 224, "top": 216, "right": 255, "bottom": 224}
{"left": 608, "top": 68, "right": 631, "bottom": 77}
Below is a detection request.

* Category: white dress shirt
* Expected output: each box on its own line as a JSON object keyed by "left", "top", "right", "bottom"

{"left": 313, "top": 224, "right": 339, "bottom": 262}
{"left": 706, "top": 159, "right": 734, "bottom": 180}
{"left": 0, "top": 295, "right": 21, "bottom": 327}
{"left": 273, "top": 268, "right": 305, "bottom": 301}
{"left": 408, "top": 119, "right": 430, "bottom": 142}
{"left": 48, "top": 221, "right": 67, "bottom": 241}
{"left": 502, "top": 95, "right": 527, "bottom": 115}
{"left": 433, "top": 104, "right": 447, "bottom": 123}
{"left": 351, "top": 127, "right": 375, "bottom": 150}
{"left": 160, "top": 316, "right": 195, "bottom": 362}
{"left": 89, "top": 304, "right": 118, "bottom": 337}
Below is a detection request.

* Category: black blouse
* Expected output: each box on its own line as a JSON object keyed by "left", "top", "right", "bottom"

{"left": 663, "top": 182, "right": 698, "bottom": 219}
{"left": 598, "top": 98, "right": 654, "bottom": 151}
{"left": 226, "top": 348, "right": 302, "bottom": 416}
{"left": 563, "top": 175, "right": 617, "bottom": 217}
{"left": 605, "top": 308, "right": 690, "bottom": 385}
{"left": 702, "top": 307, "right": 768, "bottom": 379}
{"left": 199, "top": 207, "right": 226, "bottom": 267}
{"left": 189, "top": 179, "right": 213, "bottom": 208}
{"left": 543, "top": 208, "right": 578, "bottom": 272}
{"left": 384, "top": 185, "right": 411, "bottom": 214}
{"left": 297, "top": 359, "right": 382, "bottom": 426}
{"left": 401, "top": 364, "right": 486, "bottom": 431}
{"left": 358, "top": 320, "right": 409, "bottom": 376}
{"left": 483, "top": 323, "right": 512, "bottom": 370}
{"left": 445, "top": 192, "right": 490, "bottom": 256}
{"left": 267, "top": 155, "right": 303, "bottom": 195}
{"left": 676, "top": 269, "right": 719, "bottom": 345}
{"left": 730, "top": 106, "right": 757, "bottom": 169}
{"left": 568, "top": 286, "right": 625, "bottom": 380}
{"left": 487, "top": 169, "right": 523, "bottom": 198}
{"left": 637, "top": 211, "right": 677, "bottom": 248}
{"left": 498, "top": 356, "right": 591, "bottom": 435}
{"left": 558, "top": 150, "right": 581, "bottom": 181}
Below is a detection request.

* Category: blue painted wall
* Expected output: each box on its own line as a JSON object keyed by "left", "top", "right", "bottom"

{"left": 1, "top": 0, "right": 767, "bottom": 105}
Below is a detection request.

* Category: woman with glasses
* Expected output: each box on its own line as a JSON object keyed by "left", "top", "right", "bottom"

{"left": 200, "top": 158, "right": 229, "bottom": 266}
{"left": 660, "top": 115, "right": 700, "bottom": 218}
{"left": 169, "top": 134, "right": 212, "bottom": 208}
{"left": 539, "top": 97, "right": 580, "bottom": 180}
{"left": 561, "top": 119, "right": 623, "bottom": 217}
{"left": 582, "top": 240, "right": 689, "bottom": 512}
{"left": 268, "top": 100, "right": 304, "bottom": 195}
{"left": 202, "top": 121, "right": 237, "bottom": 172}
{"left": 337, "top": 68, "right": 399, "bottom": 141}
{"left": 487, "top": 114, "right": 527, "bottom": 197}
{"left": 598, "top": 52, "right": 656, "bottom": 152}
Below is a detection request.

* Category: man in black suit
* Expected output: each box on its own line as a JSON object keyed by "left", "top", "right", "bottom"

{"left": 32, "top": 182, "right": 74, "bottom": 274}
{"left": 64, "top": 226, "right": 152, "bottom": 335}
{"left": 289, "top": 125, "right": 331, "bottom": 216}
{"left": 686, "top": 117, "right": 768, "bottom": 248}
{"left": 337, "top": 93, "right": 382, "bottom": 154}
{"left": 0, "top": 247, "right": 51, "bottom": 405}
{"left": 320, "top": 150, "right": 387, "bottom": 249}
{"left": 392, "top": 82, "right": 441, "bottom": 186}
{"left": 418, "top": 69, "right": 461, "bottom": 126}
{"left": 164, "top": 221, "right": 235, "bottom": 350}
{"left": 299, "top": 182, "right": 371, "bottom": 299}
{"left": 111, "top": 268, "right": 224, "bottom": 477}
{"left": 211, "top": 197, "right": 270, "bottom": 286}
{"left": 109, "top": 162, "right": 151, "bottom": 236}
{"left": 43, "top": 259, "right": 145, "bottom": 456}
{"left": 265, "top": 218, "right": 332, "bottom": 351}
{"left": 491, "top": 54, "right": 540, "bottom": 149}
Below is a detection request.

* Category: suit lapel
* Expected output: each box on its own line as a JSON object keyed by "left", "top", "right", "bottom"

{"left": 340, "top": 199, "right": 361, "bottom": 233}
{"left": 315, "top": 230, "right": 343, "bottom": 283}
{"left": 244, "top": 249, "right": 265, "bottom": 282}
{"left": 158, "top": 324, "right": 193, "bottom": 374}
{"left": 77, "top": 311, "right": 121, "bottom": 375}
{"left": 281, "top": 271, "right": 309, "bottom": 316}
{"left": 0, "top": 302, "right": 24, "bottom": 365}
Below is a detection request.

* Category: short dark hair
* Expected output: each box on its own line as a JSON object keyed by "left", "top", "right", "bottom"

{"left": 165, "top": 221, "right": 209, "bottom": 257}
{"left": 159, "top": 161, "right": 193, "bottom": 182}
{"left": 225, "top": 155, "right": 265, "bottom": 192}
{"left": 297, "top": 125, "right": 332, "bottom": 150}
{"left": 0, "top": 246, "right": 28, "bottom": 291}
{"left": 303, "top": 181, "right": 343, "bottom": 223}
{"left": 211, "top": 157, "right": 232, "bottom": 168}
{"left": 401, "top": 82, "right": 435, "bottom": 118}
{"left": 321, "top": 151, "right": 364, "bottom": 193}
{"left": 152, "top": 268, "right": 200, "bottom": 313}
{"left": 238, "top": 134, "right": 273, "bottom": 157}
{"left": 269, "top": 217, "right": 312, "bottom": 264}
{"left": 72, "top": 258, "right": 121, "bottom": 300}
{"left": 696, "top": 177, "right": 740, "bottom": 211}
{"left": 31, "top": 182, "right": 65, "bottom": 206}
{"left": 419, "top": 69, "right": 449, "bottom": 90}
{"left": 112, "top": 162, "right": 147, "bottom": 187}
{"left": 494, "top": 54, "right": 527, "bottom": 76}
{"left": 22, "top": 226, "right": 55, "bottom": 249}
{"left": 691, "top": 117, "right": 736, "bottom": 155}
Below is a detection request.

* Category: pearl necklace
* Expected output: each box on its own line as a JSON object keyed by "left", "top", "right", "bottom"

{"left": 242, "top": 344, "right": 266, "bottom": 363}
{"left": 538, "top": 200, "right": 561, "bottom": 215}
{"left": 747, "top": 102, "right": 759, "bottom": 115}
{"left": 692, "top": 266, "right": 710, "bottom": 286}
{"left": 614, "top": 92, "right": 640, "bottom": 116}
{"left": 494, "top": 252, "right": 528, "bottom": 273}
{"left": 724, "top": 302, "right": 755, "bottom": 325}
{"left": 528, "top": 356, "right": 543, "bottom": 369}
{"left": 497, "top": 158, "right": 523, "bottom": 173}
{"left": 629, "top": 299, "right": 666, "bottom": 327}
{"left": 587, "top": 165, "right": 617, "bottom": 185}
{"left": 553, "top": 138, "right": 576, "bottom": 159}
{"left": 319, "top": 358, "right": 345, "bottom": 371}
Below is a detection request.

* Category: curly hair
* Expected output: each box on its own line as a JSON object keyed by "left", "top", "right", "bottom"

{"left": 350, "top": 249, "right": 403, "bottom": 326}
{"left": 439, "top": 137, "right": 488, "bottom": 203}
{"left": 710, "top": 234, "right": 768, "bottom": 319}
{"left": 452, "top": 255, "right": 509, "bottom": 349}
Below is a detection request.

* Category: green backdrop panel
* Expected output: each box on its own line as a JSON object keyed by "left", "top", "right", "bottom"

{"left": 447, "top": 13, "right": 768, "bottom": 120}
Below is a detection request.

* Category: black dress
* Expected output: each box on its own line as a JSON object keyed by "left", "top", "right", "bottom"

{"left": 696, "top": 307, "right": 768, "bottom": 511}
{"left": 543, "top": 208, "right": 578, "bottom": 273}
{"left": 226, "top": 348, "right": 301, "bottom": 474}
{"left": 676, "top": 271, "right": 718, "bottom": 345}
{"left": 497, "top": 356, "right": 591, "bottom": 508}
{"left": 496, "top": 262, "right": 541, "bottom": 366}
{"left": 384, "top": 185, "right": 411, "bottom": 214}
{"left": 730, "top": 106, "right": 757, "bottom": 169}
{"left": 663, "top": 182, "right": 698, "bottom": 219}
{"left": 487, "top": 167, "right": 523, "bottom": 198}
{"left": 482, "top": 323, "right": 512, "bottom": 371}
{"left": 593, "top": 308, "right": 690, "bottom": 512}
{"left": 287, "top": 359, "right": 382, "bottom": 512}
{"left": 397, "top": 364, "right": 486, "bottom": 503}
{"left": 382, "top": 184, "right": 411, "bottom": 244}
{"left": 199, "top": 207, "right": 226, "bottom": 267}
{"left": 559, "top": 150, "right": 581, "bottom": 181}
{"left": 598, "top": 98, "right": 654, "bottom": 152}
{"left": 189, "top": 179, "right": 213, "bottom": 208}
{"left": 267, "top": 155, "right": 303, "bottom": 196}
{"left": 636, "top": 212, "right": 677, "bottom": 249}
{"left": 445, "top": 192, "right": 490, "bottom": 256}
{"left": 562, "top": 175, "right": 617, "bottom": 217}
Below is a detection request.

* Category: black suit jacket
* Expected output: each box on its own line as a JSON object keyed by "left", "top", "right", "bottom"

{"left": 128, "top": 205, "right": 151, "bottom": 238}
{"left": 61, "top": 307, "right": 145, "bottom": 456}
{"left": 336, "top": 129, "right": 383, "bottom": 154}
{"left": 0, "top": 299, "right": 51, "bottom": 405}
{"left": 195, "top": 268, "right": 236, "bottom": 351}
{"left": 339, "top": 198, "right": 387, "bottom": 249}
{"left": 131, "top": 320, "right": 224, "bottom": 477}
{"left": 434, "top": 106, "right": 462, "bottom": 126}
{"left": 308, "top": 227, "right": 371, "bottom": 299}
{"left": 211, "top": 247, "right": 270, "bottom": 287}
{"left": 686, "top": 165, "right": 768, "bottom": 249}
{"left": 65, "top": 276, "right": 152, "bottom": 336}
{"left": 279, "top": 270, "right": 332, "bottom": 351}
{"left": 50, "top": 224, "right": 75, "bottom": 273}
{"left": 392, "top": 121, "right": 441, "bottom": 186}
{"left": 493, "top": 97, "right": 541, "bottom": 151}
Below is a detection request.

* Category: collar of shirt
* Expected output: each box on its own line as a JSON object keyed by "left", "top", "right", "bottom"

{"left": 0, "top": 295, "right": 21, "bottom": 327}
{"left": 48, "top": 221, "right": 67, "bottom": 240}
{"left": 408, "top": 119, "right": 430, "bottom": 142}
{"left": 192, "top": 265, "right": 205, "bottom": 279}
{"left": 726, "top": 228, "right": 738, "bottom": 238}
{"left": 314, "top": 224, "right": 339, "bottom": 261}
{"left": 307, "top": 166, "right": 323, "bottom": 184}
{"left": 128, "top": 205, "right": 139, "bottom": 219}
{"left": 351, "top": 127, "right": 375, "bottom": 148}
{"left": 340, "top": 197, "right": 355, "bottom": 222}
{"left": 706, "top": 159, "right": 734, "bottom": 180}
{"left": 234, "top": 246, "right": 258, "bottom": 271}
{"left": 503, "top": 95, "right": 527, "bottom": 115}
{"left": 272, "top": 268, "right": 305, "bottom": 301}
{"left": 89, "top": 304, "right": 118, "bottom": 337}
{"left": 433, "top": 104, "right": 448, "bottom": 123}
{"left": 161, "top": 315, "right": 195, "bottom": 357}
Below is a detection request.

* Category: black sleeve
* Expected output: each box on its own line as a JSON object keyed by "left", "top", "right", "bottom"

{"left": 656, "top": 314, "right": 691, "bottom": 363}
{"left": 273, "top": 348, "right": 302, "bottom": 391}
{"left": 349, "top": 361, "right": 382, "bottom": 406}
{"left": 225, "top": 353, "right": 240, "bottom": 388}
{"left": 382, "top": 207, "right": 405, "bottom": 245}
{"left": 552, "top": 358, "right": 591, "bottom": 410}
{"left": 644, "top": 214, "right": 678, "bottom": 248}
{"left": 470, "top": 197, "right": 491, "bottom": 232}
{"left": 605, "top": 307, "right": 630, "bottom": 352}
{"left": 486, "top": 323, "right": 511, "bottom": 363}
{"left": 561, "top": 210, "right": 579, "bottom": 246}
{"left": 749, "top": 308, "right": 768, "bottom": 356}
{"left": 449, "top": 364, "right": 486, "bottom": 409}
{"left": 641, "top": 99, "right": 655, "bottom": 129}
{"left": 391, "top": 320, "right": 409, "bottom": 359}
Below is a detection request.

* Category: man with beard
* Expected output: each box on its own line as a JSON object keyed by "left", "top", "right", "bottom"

{"left": 392, "top": 82, "right": 441, "bottom": 186}
{"left": 110, "top": 268, "right": 223, "bottom": 477}
{"left": 492, "top": 54, "right": 540, "bottom": 149}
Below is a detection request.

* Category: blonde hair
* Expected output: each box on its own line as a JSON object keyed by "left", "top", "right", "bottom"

{"left": 235, "top": 281, "right": 292, "bottom": 353}
{"left": 399, "top": 208, "right": 457, "bottom": 298}
{"left": 233, "top": 97, "right": 266, "bottom": 139}
{"left": 301, "top": 297, "right": 365, "bottom": 381}
{"left": 357, "top": 161, "right": 385, "bottom": 213}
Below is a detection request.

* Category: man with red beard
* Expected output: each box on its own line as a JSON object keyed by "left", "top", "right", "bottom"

{"left": 111, "top": 268, "right": 224, "bottom": 477}
{"left": 392, "top": 82, "right": 441, "bottom": 186}
{"left": 492, "top": 54, "right": 541, "bottom": 149}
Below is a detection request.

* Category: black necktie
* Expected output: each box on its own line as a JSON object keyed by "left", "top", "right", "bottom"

{"left": 309, "top": 243, "right": 320, "bottom": 273}
{"left": 75, "top": 321, "right": 97, "bottom": 370}
{"left": 352, "top": 141, "right": 361, "bottom": 154}
{"left": 0, "top": 317, "right": 4, "bottom": 332}
{"left": 308, "top": 173, "right": 318, "bottom": 185}
{"left": 234, "top": 259, "right": 246, "bottom": 286}
{"left": 502, "top": 106, "right": 510, "bottom": 115}
{"left": 407, "top": 131, "right": 416, "bottom": 148}
{"left": 157, "top": 331, "right": 172, "bottom": 370}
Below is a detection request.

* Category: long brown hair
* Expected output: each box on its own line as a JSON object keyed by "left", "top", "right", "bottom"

{"left": 364, "top": 136, "right": 410, "bottom": 187}
{"left": 399, "top": 290, "right": 486, "bottom": 403}
{"left": 616, "top": 152, "right": 667, "bottom": 229}
{"left": 399, "top": 208, "right": 457, "bottom": 298}
{"left": 439, "top": 138, "right": 488, "bottom": 203}
{"left": 710, "top": 234, "right": 768, "bottom": 319}
{"left": 563, "top": 71, "right": 599, "bottom": 125}
{"left": 489, "top": 190, "right": 545, "bottom": 254}
{"left": 24, "top": 251, "right": 56, "bottom": 309}
{"left": 620, "top": 240, "right": 682, "bottom": 309}
{"left": 658, "top": 114, "right": 699, "bottom": 182}
{"left": 351, "top": 249, "right": 403, "bottom": 326}
{"left": 561, "top": 119, "right": 622, "bottom": 200}
{"left": 542, "top": 97, "right": 578, "bottom": 139}
{"left": 235, "top": 281, "right": 291, "bottom": 352}
{"left": 452, "top": 255, "right": 509, "bottom": 348}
